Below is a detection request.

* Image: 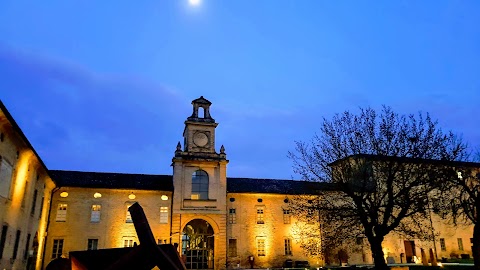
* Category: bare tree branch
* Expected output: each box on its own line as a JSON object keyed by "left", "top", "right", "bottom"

{"left": 289, "top": 106, "right": 470, "bottom": 270}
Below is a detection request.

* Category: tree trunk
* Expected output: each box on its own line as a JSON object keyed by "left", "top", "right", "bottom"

{"left": 473, "top": 222, "right": 480, "bottom": 270}
{"left": 369, "top": 237, "right": 388, "bottom": 270}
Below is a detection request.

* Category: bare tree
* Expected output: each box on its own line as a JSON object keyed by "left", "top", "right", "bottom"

{"left": 436, "top": 160, "right": 480, "bottom": 269}
{"left": 288, "top": 106, "right": 468, "bottom": 270}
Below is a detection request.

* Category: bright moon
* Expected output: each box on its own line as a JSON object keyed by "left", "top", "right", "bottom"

{"left": 189, "top": 0, "right": 201, "bottom": 6}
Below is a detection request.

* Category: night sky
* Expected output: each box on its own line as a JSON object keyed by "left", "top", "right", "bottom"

{"left": 1, "top": 1, "right": 479, "bottom": 179}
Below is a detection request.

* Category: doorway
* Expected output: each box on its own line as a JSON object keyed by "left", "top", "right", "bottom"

{"left": 404, "top": 240, "right": 416, "bottom": 263}
{"left": 182, "top": 219, "right": 214, "bottom": 269}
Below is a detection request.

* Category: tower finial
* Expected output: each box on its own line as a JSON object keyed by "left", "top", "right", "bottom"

{"left": 176, "top": 141, "right": 182, "bottom": 152}
{"left": 220, "top": 145, "right": 225, "bottom": 154}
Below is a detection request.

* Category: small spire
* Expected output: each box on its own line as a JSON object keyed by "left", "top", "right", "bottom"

{"left": 176, "top": 141, "right": 182, "bottom": 152}
{"left": 220, "top": 145, "right": 225, "bottom": 154}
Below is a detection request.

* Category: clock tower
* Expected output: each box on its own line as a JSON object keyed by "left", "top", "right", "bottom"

{"left": 171, "top": 96, "right": 228, "bottom": 270}
{"left": 181, "top": 96, "right": 223, "bottom": 156}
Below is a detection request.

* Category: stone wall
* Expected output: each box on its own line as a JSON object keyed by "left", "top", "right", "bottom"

{"left": 0, "top": 107, "right": 55, "bottom": 270}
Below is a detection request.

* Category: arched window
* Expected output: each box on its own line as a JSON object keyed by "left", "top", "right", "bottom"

{"left": 192, "top": 170, "right": 209, "bottom": 200}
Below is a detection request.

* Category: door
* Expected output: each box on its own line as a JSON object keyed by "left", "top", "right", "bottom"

{"left": 182, "top": 219, "right": 214, "bottom": 269}
{"left": 404, "top": 240, "right": 416, "bottom": 263}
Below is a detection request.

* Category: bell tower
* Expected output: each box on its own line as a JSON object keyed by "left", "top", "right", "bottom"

{"left": 180, "top": 96, "right": 222, "bottom": 155}
{"left": 171, "top": 96, "right": 228, "bottom": 270}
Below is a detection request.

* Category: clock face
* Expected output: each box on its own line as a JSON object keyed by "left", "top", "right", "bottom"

{"left": 193, "top": 132, "right": 209, "bottom": 147}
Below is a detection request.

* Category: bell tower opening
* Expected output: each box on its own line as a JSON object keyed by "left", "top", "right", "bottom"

{"left": 188, "top": 96, "right": 214, "bottom": 122}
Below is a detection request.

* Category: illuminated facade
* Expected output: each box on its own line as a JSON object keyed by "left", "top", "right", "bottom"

{"left": 0, "top": 102, "right": 56, "bottom": 270}
{"left": 0, "top": 97, "right": 476, "bottom": 270}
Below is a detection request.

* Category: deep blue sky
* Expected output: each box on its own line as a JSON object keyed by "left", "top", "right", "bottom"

{"left": 1, "top": 1, "right": 479, "bottom": 179}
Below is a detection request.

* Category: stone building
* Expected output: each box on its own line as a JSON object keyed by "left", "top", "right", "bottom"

{"left": 0, "top": 102, "right": 56, "bottom": 270}
{"left": 0, "top": 97, "right": 477, "bottom": 270}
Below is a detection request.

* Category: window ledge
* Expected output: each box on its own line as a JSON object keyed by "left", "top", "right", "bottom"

{"left": 183, "top": 199, "right": 218, "bottom": 209}
{"left": 184, "top": 199, "right": 217, "bottom": 202}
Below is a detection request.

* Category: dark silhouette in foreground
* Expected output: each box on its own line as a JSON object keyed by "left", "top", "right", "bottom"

{"left": 47, "top": 202, "right": 186, "bottom": 270}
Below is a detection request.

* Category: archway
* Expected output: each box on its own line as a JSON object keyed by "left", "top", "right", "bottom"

{"left": 182, "top": 219, "right": 214, "bottom": 269}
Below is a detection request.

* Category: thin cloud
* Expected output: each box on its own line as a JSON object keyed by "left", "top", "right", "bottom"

{"left": 0, "top": 45, "right": 187, "bottom": 173}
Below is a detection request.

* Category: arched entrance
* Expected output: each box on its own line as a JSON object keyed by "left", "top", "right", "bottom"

{"left": 182, "top": 219, "right": 214, "bottom": 270}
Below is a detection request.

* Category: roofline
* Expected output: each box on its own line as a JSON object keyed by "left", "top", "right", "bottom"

{"left": 49, "top": 169, "right": 172, "bottom": 177}
{"left": 328, "top": 153, "right": 480, "bottom": 168}
{"left": 0, "top": 100, "right": 52, "bottom": 180}
{"left": 48, "top": 169, "right": 173, "bottom": 189}
{"left": 226, "top": 177, "right": 300, "bottom": 182}
{"left": 53, "top": 185, "right": 174, "bottom": 191}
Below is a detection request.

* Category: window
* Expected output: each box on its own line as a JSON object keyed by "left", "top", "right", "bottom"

{"left": 356, "top": 237, "right": 364, "bottom": 245}
{"left": 126, "top": 205, "right": 133, "bottom": 223}
{"left": 30, "top": 189, "right": 38, "bottom": 216}
{"left": 39, "top": 196, "right": 44, "bottom": 220}
{"left": 88, "top": 239, "right": 98, "bottom": 250}
{"left": 228, "top": 239, "right": 237, "bottom": 257}
{"left": 56, "top": 204, "right": 67, "bottom": 222}
{"left": 124, "top": 238, "right": 136, "bottom": 247}
{"left": 158, "top": 239, "right": 167, "bottom": 245}
{"left": 192, "top": 170, "right": 209, "bottom": 199}
{"left": 440, "top": 238, "right": 446, "bottom": 251}
{"left": 12, "top": 230, "right": 20, "bottom": 260}
{"left": 229, "top": 208, "right": 236, "bottom": 224}
{"left": 52, "top": 239, "right": 64, "bottom": 258}
{"left": 257, "top": 239, "right": 266, "bottom": 256}
{"left": 0, "top": 225, "right": 6, "bottom": 259}
{"left": 256, "top": 207, "right": 264, "bottom": 224}
{"left": 283, "top": 209, "right": 291, "bottom": 224}
{"left": 23, "top": 233, "right": 31, "bottom": 260}
{"left": 91, "top": 205, "right": 101, "bottom": 222}
{"left": 284, "top": 238, "right": 292, "bottom": 255}
{"left": 21, "top": 180, "right": 29, "bottom": 208}
{"left": 0, "top": 157, "right": 13, "bottom": 199}
{"left": 458, "top": 238, "right": 464, "bottom": 251}
{"left": 307, "top": 208, "right": 315, "bottom": 224}
{"left": 160, "top": 207, "right": 168, "bottom": 224}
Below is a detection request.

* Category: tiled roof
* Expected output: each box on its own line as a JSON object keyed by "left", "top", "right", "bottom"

{"left": 226, "top": 177, "right": 335, "bottom": 195}
{"left": 48, "top": 170, "right": 333, "bottom": 194}
{"left": 49, "top": 170, "right": 173, "bottom": 191}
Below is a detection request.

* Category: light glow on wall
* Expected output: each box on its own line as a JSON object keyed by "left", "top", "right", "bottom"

{"left": 60, "top": 192, "right": 69, "bottom": 198}
{"left": 161, "top": 195, "right": 168, "bottom": 200}
{"left": 94, "top": 192, "right": 102, "bottom": 198}
{"left": 11, "top": 150, "right": 33, "bottom": 209}
{"left": 253, "top": 224, "right": 274, "bottom": 258}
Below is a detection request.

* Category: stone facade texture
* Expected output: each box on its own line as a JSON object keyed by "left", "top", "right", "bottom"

{"left": 0, "top": 102, "right": 55, "bottom": 270}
